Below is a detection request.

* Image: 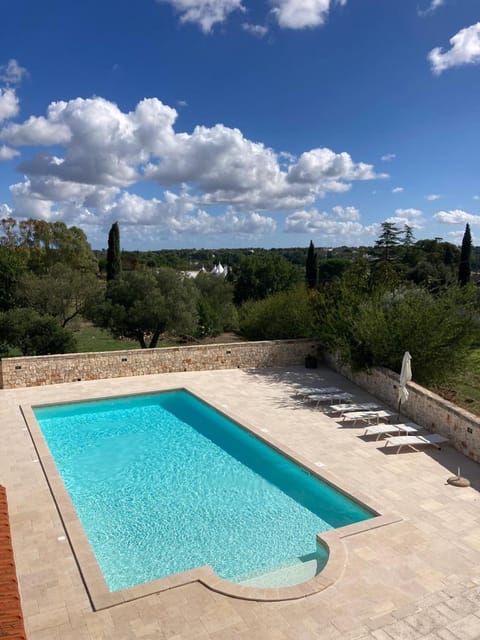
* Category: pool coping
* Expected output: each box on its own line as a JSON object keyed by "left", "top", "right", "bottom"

{"left": 20, "top": 386, "right": 402, "bottom": 609}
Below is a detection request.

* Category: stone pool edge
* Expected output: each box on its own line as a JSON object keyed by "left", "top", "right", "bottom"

{"left": 20, "top": 387, "right": 402, "bottom": 610}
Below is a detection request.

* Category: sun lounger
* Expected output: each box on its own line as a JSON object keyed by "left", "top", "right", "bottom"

{"left": 295, "top": 386, "right": 342, "bottom": 399}
{"left": 327, "top": 402, "right": 380, "bottom": 416}
{"left": 383, "top": 433, "right": 449, "bottom": 453}
{"left": 363, "top": 422, "right": 419, "bottom": 440}
{"left": 308, "top": 392, "right": 354, "bottom": 408}
{"left": 340, "top": 409, "right": 397, "bottom": 425}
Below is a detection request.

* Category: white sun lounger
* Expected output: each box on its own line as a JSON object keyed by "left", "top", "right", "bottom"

{"left": 363, "top": 422, "right": 419, "bottom": 440}
{"left": 327, "top": 402, "right": 380, "bottom": 416}
{"left": 383, "top": 433, "right": 449, "bottom": 453}
{"left": 340, "top": 409, "right": 397, "bottom": 425}
{"left": 308, "top": 392, "right": 354, "bottom": 408}
{"left": 295, "top": 386, "right": 342, "bottom": 399}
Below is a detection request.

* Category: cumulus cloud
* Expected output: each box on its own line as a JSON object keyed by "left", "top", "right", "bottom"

{"left": 418, "top": 0, "right": 444, "bottom": 17}
{"left": 0, "top": 144, "right": 19, "bottom": 160}
{"left": 0, "top": 88, "right": 19, "bottom": 123}
{"left": 1, "top": 94, "right": 385, "bottom": 238}
{"left": 433, "top": 209, "right": 480, "bottom": 224}
{"left": 242, "top": 22, "right": 268, "bottom": 37}
{"left": 429, "top": 23, "right": 480, "bottom": 75}
{"left": 425, "top": 193, "right": 441, "bottom": 201}
{"left": 395, "top": 208, "right": 422, "bottom": 217}
{"left": 285, "top": 208, "right": 378, "bottom": 244}
{"left": 392, "top": 187, "right": 404, "bottom": 193}
{"left": 156, "top": 0, "right": 244, "bottom": 32}
{"left": 272, "top": 0, "right": 347, "bottom": 30}
{"left": 332, "top": 205, "right": 360, "bottom": 221}
{"left": 0, "top": 59, "right": 28, "bottom": 85}
{"left": 381, "top": 153, "right": 396, "bottom": 162}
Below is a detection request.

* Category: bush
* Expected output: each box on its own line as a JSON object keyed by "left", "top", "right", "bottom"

{"left": 0, "top": 308, "right": 77, "bottom": 355}
{"left": 239, "top": 286, "right": 316, "bottom": 340}
{"left": 313, "top": 284, "right": 480, "bottom": 385}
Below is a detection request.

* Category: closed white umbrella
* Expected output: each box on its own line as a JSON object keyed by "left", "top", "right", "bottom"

{"left": 398, "top": 351, "right": 412, "bottom": 412}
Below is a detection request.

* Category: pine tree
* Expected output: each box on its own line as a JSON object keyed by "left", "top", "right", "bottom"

{"left": 305, "top": 240, "right": 318, "bottom": 289}
{"left": 458, "top": 223, "right": 472, "bottom": 287}
{"left": 106, "top": 222, "right": 121, "bottom": 282}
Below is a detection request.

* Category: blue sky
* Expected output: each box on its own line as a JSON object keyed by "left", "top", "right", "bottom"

{"left": 1, "top": 0, "right": 479, "bottom": 250}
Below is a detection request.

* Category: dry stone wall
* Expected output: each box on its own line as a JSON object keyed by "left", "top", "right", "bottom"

{"left": 0, "top": 340, "right": 319, "bottom": 389}
{"left": 324, "top": 353, "right": 480, "bottom": 463}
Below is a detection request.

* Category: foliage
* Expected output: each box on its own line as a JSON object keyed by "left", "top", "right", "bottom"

{"left": 17, "top": 264, "right": 102, "bottom": 327}
{"left": 458, "top": 223, "right": 472, "bottom": 287}
{"left": 305, "top": 240, "right": 317, "bottom": 289}
{"left": 317, "top": 257, "right": 350, "bottom": 286}
{"left": 0, "top": 217, "right": 98, "bottom": 274}
{"left": 312, "top": 279, "right": 480, "bottom": 385}
{"left": 194, "top": 273, "right": 238, "bottom": 337}
{"left": 233, "top": 252, "right": 301, "bottom": 304}
{"left": 93, "top": 268, "right": 199, "bottom": 348}
{"left": 0, "top": 246, "right": 26, "bottom": 312}
{"left": 106, "top": 222, "right": 121, "bottom": 281}
{"left": 0, "top": 308, "right": 76, "bottom": 356}
{"left": 239, "top": 286, "right": 316, "bottom": 340}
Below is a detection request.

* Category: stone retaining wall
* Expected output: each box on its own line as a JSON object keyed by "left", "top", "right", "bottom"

{"left": 0, "top": 339, "right": 319, "bottom": 389}
{"left": 324, "top": 353, "right": 480, "bottom": 463}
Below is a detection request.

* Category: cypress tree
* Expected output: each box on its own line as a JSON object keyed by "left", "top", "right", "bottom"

{"left": 106, "top": 222, "right": 121, "bottom": 281}
{"left": 458, "top": 223, "right": 472, "bottom": 287}
{"left": 305, "top": 240, "right": 318, "bottom": 289}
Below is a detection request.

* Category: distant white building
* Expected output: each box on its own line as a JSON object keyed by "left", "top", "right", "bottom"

{"left": 181, "top": 264, "right": 228, "bottom": 279}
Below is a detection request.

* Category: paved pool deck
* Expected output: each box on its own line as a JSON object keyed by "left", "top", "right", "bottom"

{"left": 2, "top": 365, "right": 480, "bottom": 640}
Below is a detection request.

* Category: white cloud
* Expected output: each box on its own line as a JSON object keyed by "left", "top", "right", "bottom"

{"left": 392, "top": 187, "right": 404, "bottom": 193}
{"left": 285, "top": 208, "right": 378, "bottom": 244}
{"left": 242, "top": 22, "right": 268, "bottom": 37}
{"left": 0, "top": 88, "right": 19, "bottom": 123}
{"left": 0, "top": 144, "right": 19, "bottom": 160}
{"left": 156, "top": 0, "right": 244, "bottom": 32}
{"left": 0, "top": 59, "right": 28, "bottom": 85}
{"left": 395, "top": 208, "right": 422, "bottom": 217}
{"left": 1, "top": 94, "right": 385, "bottom": 237}
{"left": 434, "top": 209, "right": 480, "bottom": 224}
{"left": 418, "top": 0, "right": 444, "bottom": 17}
{"left": 332, "top": 205, "right": 360, "bottom": 221}
{"left": 425, "top": 193, "right": 441, "bottom": 201}
{"left": 0, "top": 203, "right": 13, "bottom": 217}
{"left": 381, "top": 153, "right": 396, "bottom": 162}
{"left": 473, "top": 195, "right": 480, "bottom": 200}
{"left": 272, "top": 0, "right": 347, "bottom": 30}
{"left": 429, "top": 23, "right": 480, "bottom": 75}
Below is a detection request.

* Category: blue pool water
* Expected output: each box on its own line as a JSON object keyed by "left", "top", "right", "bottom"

{"left": 34, "top": 390, "right": 373, "bottom": 592}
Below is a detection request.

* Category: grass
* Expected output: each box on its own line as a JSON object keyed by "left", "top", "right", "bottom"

{"left": 73, "top": 326, "right": 139, "bottom": 353}
{"left": 433, "top": 347, "right": 480, "bottom": 416}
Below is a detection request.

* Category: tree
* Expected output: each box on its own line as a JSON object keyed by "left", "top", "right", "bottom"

{"left": 305, "top": 240, "right": 318, "bottom": 289}
{"left": 95, "top": 269, "right": 198, "bottom": 348}
{"left": 18, "top": 264, "right": 102, "bottom": 327}
{"left": 0, "top": 308, "right": 76, "bottom": 356}
{"left": 0, "top": 246, "right": 26, "bottom": 311}
{"left": 194, "top": 272, "right": 238, "bottom": 337}
{"left": 239, "top": 286, "right": 316, "bottom": 340}
{"left": 106, "top": 222, "right": 121, "bottom": 281}
{"left": 233, "top": 253, "right": 301, "bottom": 304}
{"left": 458, "top": 223, "right": 472, "bottom": 287}
{"left": 403, "top": 225, "right": 415, "bottom": 247}
{"left": 374, "top": 222, "right": 403, "bottom": 263}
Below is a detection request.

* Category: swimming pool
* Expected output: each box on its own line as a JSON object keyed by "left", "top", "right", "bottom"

{"left": 33, "top": 390, "right": 374, "bottom": 593}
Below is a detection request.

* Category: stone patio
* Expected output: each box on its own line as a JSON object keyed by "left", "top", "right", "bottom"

{"left": 2, "top": 365, "right": 480, "bottom": 639}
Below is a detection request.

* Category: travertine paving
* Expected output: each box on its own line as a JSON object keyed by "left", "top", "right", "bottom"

{"left": 1, "top": 366, "right": 480, "bottom": 639}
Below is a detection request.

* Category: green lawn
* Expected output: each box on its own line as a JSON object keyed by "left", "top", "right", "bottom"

{"left": 73, "top": 326, "right": 139, "bottom": 352}
{"left": 433, "top": 347, "right": 480, "bottom": 416}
